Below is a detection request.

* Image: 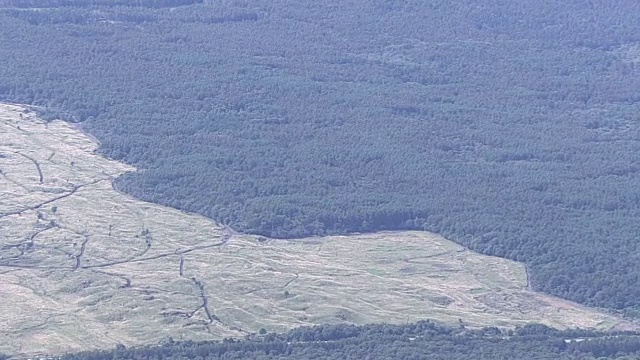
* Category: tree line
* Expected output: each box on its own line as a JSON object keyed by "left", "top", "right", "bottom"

{"left": 1, "top": 0, "right": 640, "bottom": 311}
{"left": 55, "top": 321, "right": 640, "bottom": 360}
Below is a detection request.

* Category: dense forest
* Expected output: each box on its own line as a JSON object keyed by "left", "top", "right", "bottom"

{"left": 1, "top": 0, "right": 640, "bottom": 311}
{"left": 53, "top": 321, "right": 640, "bottom": 360}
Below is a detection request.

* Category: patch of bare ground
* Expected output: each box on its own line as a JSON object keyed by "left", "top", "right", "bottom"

{"left": 0, "top": 103, "right": 636, "bottom": 357}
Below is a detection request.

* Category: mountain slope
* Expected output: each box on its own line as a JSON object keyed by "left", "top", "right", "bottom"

{"left": 0, "top": 104, "right": 635, "bottom": 356}
{"left": 1, "top": 0, "right": 640, "bottom": 310}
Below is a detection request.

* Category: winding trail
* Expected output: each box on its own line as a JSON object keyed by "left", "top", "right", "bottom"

{"left": 192, "top": 278, "right": 219, "bottom": 324}
{"left": 73, "top": 235, "right": 89, "bottom": 271}
{"left": 81, "top": 238, "right": 228, "bottom": 269}
{"left": 14, "top": 152, "right": 43, "bottom": 184}
{"left": 0, "top": 223, "right": 55, "bottom": 263}
{"left": 525, "top": 265, "right": 532, "bottom": 290}
{"left": 176, "top": 255, "right": 218, "bottom": 324}
{"left": 0, "top": 179, "right": 106, "bottom": 219}
{"left": 283, "top": 273, "right": 299, "bottom": 289}
{"left": 176, "top": 252, "right": 248, "bottom": 335}
{"left": 89, "top": 269, "right": 132, "bottom": 288}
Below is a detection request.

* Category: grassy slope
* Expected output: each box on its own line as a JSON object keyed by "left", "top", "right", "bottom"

{"left": 0, "top": 103, "right": 635, "bottom": 356}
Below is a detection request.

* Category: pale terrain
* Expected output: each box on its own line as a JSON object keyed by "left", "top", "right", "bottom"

{"left": 0, "top": 103, "right": 635, "bottom": 357}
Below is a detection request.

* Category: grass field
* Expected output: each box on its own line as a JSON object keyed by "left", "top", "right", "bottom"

{"left": 0, "top": 103, "right": 636, "bottom": 357}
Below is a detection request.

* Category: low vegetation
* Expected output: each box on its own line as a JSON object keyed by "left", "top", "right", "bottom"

{"left": 1, "top": 0, "right": 640, "bottom": 311}
{"left": 58, "top": 322, "right": 640, "bottom": 360}
{"left": 1, "top": 104, "right": 635, "bottom": 357}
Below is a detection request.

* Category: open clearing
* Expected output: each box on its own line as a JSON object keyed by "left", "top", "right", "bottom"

{"left": 0, "top": 103, "right": 636, "bottom": 356}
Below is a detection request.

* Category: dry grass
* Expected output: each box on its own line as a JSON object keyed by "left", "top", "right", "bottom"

{"left": 0, "top": 103, "right": 636, "bottom": 357}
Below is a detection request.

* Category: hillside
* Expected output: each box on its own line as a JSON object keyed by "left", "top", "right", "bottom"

{"left": 1, "top": 103, "right": 635, "bottom": 356}
{"left": 1, "top": 0, "right": 640, "bottom": 311}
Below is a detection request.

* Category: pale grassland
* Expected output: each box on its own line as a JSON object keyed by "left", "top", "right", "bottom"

{"left": 0, "top": 103, "right": 635, "bottom": 357}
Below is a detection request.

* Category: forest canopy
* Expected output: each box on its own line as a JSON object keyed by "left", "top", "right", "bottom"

{"left": 1, "top": 0, "right": 640, "bottom": 311}
{"left": 57, "top": 321, "right": 640, "bottom": 360}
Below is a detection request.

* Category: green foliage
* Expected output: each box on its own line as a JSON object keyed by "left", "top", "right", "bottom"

{"left": 1, "top": 0, "right": 640, "bottom": 310}
{"left": 57, "top": 321, "right": 640, "bottom": 360}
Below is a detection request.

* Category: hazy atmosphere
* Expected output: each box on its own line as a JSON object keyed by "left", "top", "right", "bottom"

{"left": 2, "top": 1, "right": 640, "bottom": 359}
